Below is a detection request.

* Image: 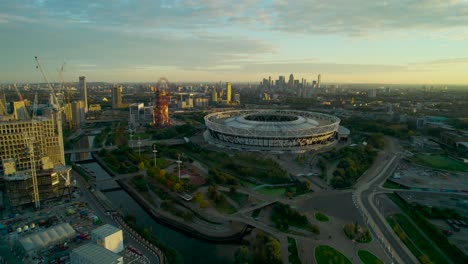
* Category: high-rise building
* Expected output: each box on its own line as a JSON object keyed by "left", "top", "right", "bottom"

{"left": 278, "top": 76, "right": 285, "bottom": 88}
{"left": 0, "top": 105, "right": 70, "bottom": 207}
{"left": 288, "top": 74, "right": 294, "bottom": 89}
{"left": 194, "top": 97, "right": 209, "bottom": 107}
{"left": 234, "top": 93, "right": 240, "bottom": 104}
{"left": 317, "top": 74, "right": 321, "bottom": 89}
{"left": 178, "top": 96, "right": 193, "bottom": 109}
{"left": 112, "top": 86, "right": 123, "bottom": 109}
{"left": 226, "top": 82, "right": 232, "bottom": 103}
{"left": 79, "top": 76, "right": 88, "bottom": 113}
{"left": 71, "top": 100, "right": 86, "bottom": 128}
{"left": 211, "top": 87, "right": 218, "bottom": 105}
{"left": 368, "top": 89, "right": 377, "bottom": 98}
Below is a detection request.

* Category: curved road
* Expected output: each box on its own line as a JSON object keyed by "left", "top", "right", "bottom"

{"left": 354, "top": 138, "right": 418, "bottom": 264}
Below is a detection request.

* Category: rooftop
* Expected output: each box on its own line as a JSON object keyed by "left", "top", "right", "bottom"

{"left": 72, "top": 242, "right": 122, "bottom": 264}
{"left": 92, "top": 224, "right": 121, "bottom": 238}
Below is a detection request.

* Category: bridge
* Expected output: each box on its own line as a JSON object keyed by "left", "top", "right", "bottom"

{"left": 94, "top": 172, "right": 142, "bottom": 184}
{"left": 65, "top": 138, "right": 186, "bottom": 154}
{"left": 65, "top": 146, "right": 117, "bottom": 154}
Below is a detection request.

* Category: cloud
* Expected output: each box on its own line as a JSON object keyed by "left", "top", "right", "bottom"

{"left": 241, "top": 62, "right": 406, "bottom": 74}
{"left": 270, "top": 0, "right": 468, "bottom": 36}
{"left": 4, "top": 1, "right": 468, "bottom": 37}
{"left": 0, "top": 13, "right": 34, "bottom": 24}
{"left": 419, "top": 57, "right": 468, "bottom": 65}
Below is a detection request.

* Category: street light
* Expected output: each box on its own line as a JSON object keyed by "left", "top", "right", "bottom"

{"left": 137, "top": 137, "right": 142, "bottom": 157}
{"left": 176, "top": 154, "right": 182, "bottom": 181}
{"left": 153, "top": 149, "right": 158, "bottom": 167}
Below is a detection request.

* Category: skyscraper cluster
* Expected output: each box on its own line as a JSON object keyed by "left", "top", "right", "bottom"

{"left": 260, "top": 74, "right": 322, "bottom": 97}
{"left": 211, "top": 82, "right": 238, "bottom": 105}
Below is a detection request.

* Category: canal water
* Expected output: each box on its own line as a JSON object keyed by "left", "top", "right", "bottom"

{"left": 72, "top": 135, "right": 238, "bottom": 264}
{"left": 105, "top": 190, "right": 238, "bottom": 264}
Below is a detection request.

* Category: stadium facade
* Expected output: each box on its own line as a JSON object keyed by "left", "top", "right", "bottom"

{"left": 204, "top": 109, "right": 341, "bottom": 152}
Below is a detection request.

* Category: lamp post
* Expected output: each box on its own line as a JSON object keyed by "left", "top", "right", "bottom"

{"left": 176, "top": 154, "right": 182, "bottom": 181}
{"left": 137, "top": 137, "right": 142, "bottom": 157}
{"left": 153, "top": 149, "right": 158, "bottom": 167}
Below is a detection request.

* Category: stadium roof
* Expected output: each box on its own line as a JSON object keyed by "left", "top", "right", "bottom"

{"left": 19, "top": 223, "right": 76, "bottom": 253}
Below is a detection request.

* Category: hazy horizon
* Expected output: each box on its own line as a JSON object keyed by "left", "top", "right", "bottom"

{"left": 1, "top": 1, "right": 468, "bottom": 85}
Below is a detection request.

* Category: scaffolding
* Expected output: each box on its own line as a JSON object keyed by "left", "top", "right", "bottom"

{"left": 0, "top": 112, "right": 69, "bottom": 207}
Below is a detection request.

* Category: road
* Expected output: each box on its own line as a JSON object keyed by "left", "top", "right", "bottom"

{"left": 354, "top": 138, "right": 418, "bottom": 264}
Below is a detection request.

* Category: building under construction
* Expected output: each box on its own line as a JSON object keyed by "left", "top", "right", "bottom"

{"left": 152, "top": 77, "right": 171, "bottom": 128}
{"left": 0, "top": 97, "right": 71, "bottom": 208}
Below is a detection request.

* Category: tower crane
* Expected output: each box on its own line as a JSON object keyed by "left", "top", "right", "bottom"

{"left": 24, "top": 133, "right": 40, "bottom": 209}
{"left": 34, "top": 56, "right": 72, "bottom": 201}
{"left": 58, "top": 61, "right": 73, "bottom": 130}
{"left": 0, "top": 86, "right": 7, "bottom": 115}
{"left": 13, "top": 83, "right": 23, "bottom": 101}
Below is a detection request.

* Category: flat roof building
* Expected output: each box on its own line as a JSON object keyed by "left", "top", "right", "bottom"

{"left": 91, "top": 224, "right": 124, "bottom": 253}
{"left": 71, "top": 242, "right": 123, "bottom": 264}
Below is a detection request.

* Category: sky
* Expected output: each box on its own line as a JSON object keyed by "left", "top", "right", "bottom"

{"left": 1, "top": 0, "right": 468, "bottom": 84}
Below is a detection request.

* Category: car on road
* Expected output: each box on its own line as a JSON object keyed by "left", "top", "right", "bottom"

{"left": 442, "top": 229, "right": 453, "bottom": 236}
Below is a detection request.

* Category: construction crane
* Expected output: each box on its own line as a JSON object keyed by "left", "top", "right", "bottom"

{"left": 0, "top": 86, "right": 7, "bottom": 115}
{"left": 58, "top": 61, "right": 66, "bottom": 106}
{"left": 13, "top": 83, "right": 23, "bottom": 101}
{"left": 24, "top": 134, "right": 40, "bottom": 209}
{"left": 34, "top": 56, "right": 59, "bottom": 109}
{"left": 34, "top": 56, "right": 71, "bottom": 202}
{"left": 58, "top": 61, "right": 73, "bottom": 130}
{"left": 32, "top": 92, "right": 38, "bottom": 120}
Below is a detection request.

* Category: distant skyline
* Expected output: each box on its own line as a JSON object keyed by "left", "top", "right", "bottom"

{"left": 1, "top": 0, "right": 468, "bottom": 85}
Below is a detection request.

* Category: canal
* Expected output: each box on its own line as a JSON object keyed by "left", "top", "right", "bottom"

{"left": 72, "top": 135, "right": 239, "bottom": 264}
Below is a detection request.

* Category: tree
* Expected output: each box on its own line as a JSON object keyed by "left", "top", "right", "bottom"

{"left": 98, "top": 148, "right": 108, "bottom": 157}
{"left": 229, "top": 186, "right": 237, "bottom": 194}
{"left": 147, "top": 166, "right": 158, "bottom": 178}
{"left": 173, "top": 183, "right": 182, "bottom": 192}
{"left": 194, "top": 192, "right": 203, "bottom": 204}
{"left": 234, "top": 246, "right": 250, "bottom": 264}
{"left": 264, "top": 239, "right": 282, "bottom": 264}
{"left": 138, "top": 162, "right": 145, "bottom": 171}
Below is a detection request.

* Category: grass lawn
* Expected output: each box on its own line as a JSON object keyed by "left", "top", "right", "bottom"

{"left": 386, "top": 215, "right": 422, "bottom": 261}
{"left": 131, "top": 132, "right": 152, "bottom": 140}
{"left": 222, "top": 191, "right": 249, "bottom": 207}
{"left": 315, "top": 245, "right": 351, "bottom": 264}
{"left": 213, "top": 198, "right": 237, "bottom": 214}
{"left": 387, "top": 214, "right": 447, "bottom": 264}
{"left": 412, "top": 154, "right": 468, "bottom": 172}
{"left": 239, "top": 179, "right": 257, "bottom": 188}
{"left": 383, "top": 180, "right": 408, "bottom": 189}
{"left": 358, "top": 250, "right": 383, "bottom": 264}
{"left": 256, "top": 186, "right": 286, "bottom": 196}
{"left": 315, "top": 212, "right": 329, "bottom": 222}
{"left": 288, "top": 237, "right": 302, "bottom": 264}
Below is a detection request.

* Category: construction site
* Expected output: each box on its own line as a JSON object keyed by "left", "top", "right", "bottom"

{"left": 0, "top": 57, "right": 71, "bottom": 210}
